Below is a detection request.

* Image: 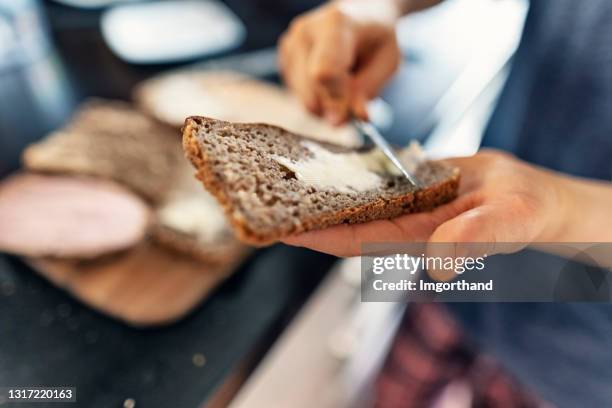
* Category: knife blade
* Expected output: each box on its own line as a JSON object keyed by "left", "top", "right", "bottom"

{"left": 352, "top": 119, "right": 419, "bottom": 187}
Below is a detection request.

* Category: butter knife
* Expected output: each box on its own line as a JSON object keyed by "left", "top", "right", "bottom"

{"left": 352, "top": 119, "right": 419, "bottom": 187}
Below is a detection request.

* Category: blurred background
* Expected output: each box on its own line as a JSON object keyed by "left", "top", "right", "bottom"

{"left": 0, "top": 0, "right": 528, "bottom": 407}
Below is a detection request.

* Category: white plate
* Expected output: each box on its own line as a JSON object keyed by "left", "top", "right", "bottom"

{"left": 101, "top": 0, "right": 245, "bottom": 64}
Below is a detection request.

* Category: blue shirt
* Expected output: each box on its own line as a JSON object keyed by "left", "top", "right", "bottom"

{"left": 451, "top": 1, "right": 612, "bottom": 406}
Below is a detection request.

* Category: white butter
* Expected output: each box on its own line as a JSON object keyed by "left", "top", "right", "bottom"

{"left": 158, "top": 193, "right": 228, "bottom": 242}
{"left": 272, "top": 141, "right": 425, "bottom": 193}
{"left": 395, "top": 141, "right": 427, "bottom": 174}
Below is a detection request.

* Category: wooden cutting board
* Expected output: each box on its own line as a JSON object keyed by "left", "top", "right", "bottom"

{"left": 27, "top": 241, "right": 244, "bottom": 327}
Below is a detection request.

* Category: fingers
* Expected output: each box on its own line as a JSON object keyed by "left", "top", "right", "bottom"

{"left": 430, "top": 203, "right": 537, "bottom": 249}
{"left": 352, "top": 35, "right": 401, "bottom": 112}
{"left": 278, "top": 5, "right": 400, "bottom": 125}
{"left": 442, "top": 149, "right": 511, "bottom": 173}
{"left": 281, "top": 154, "right": 492, "bottom": 258}
{"left": 279, "top": 9, "right": 356, "bottom": 124}
{"left": 282, "top": 224, "right": 359, "bottom": 257}
{"left": 424, "top": 203, "right": 533, "bottom": 281}
{"left": 309, "top": 30, "right": 400, "bottom": 124}
{"left": 279, "top": 31, "right": 319, "bottom": 114}
{"left": 281, "top": 214, "right": 424, "bottom": 257}
{"left": 308, "top": 14, "right": 356, "bottom": 124}
{"left": 350, "top": 91, "right": 369, "bottom": 120}
{"left": 282, "top": 195, "right": 475, "bottom": 257}
{"left": 438, "top": 155, "right": 490, "bottom": 194}
{"left": 283, "top": 217, "right": 415, "bottom": 257}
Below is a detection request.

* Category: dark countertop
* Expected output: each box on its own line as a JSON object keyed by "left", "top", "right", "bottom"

{"left": 0, "top": 2, "right": 336, "bottom": 407}
{"left": 0, "top": 247, "right": 335, "bottom": 408}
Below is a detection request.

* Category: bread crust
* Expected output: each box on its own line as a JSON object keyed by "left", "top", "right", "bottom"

{"left": 183, "top": 117, "right": 460, "bottom": 246}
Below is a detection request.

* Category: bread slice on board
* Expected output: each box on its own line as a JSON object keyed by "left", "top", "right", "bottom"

{"left": 182, "top": 117, "right": 460, "bottom": 246}
{"left": 23, "top": 99, "right": 184, "bottom": 203}
{"left": 135, "top": 70, "right": 360, "bottom": 146}
{"left": 22, "top": 99, "right": 246, "bottom": 262}
{"left": 151, "top": 162, "right": 249, "bottom": 263}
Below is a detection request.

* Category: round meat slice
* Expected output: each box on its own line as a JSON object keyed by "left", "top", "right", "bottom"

{"left": 0, "top": 173, "right": 149, "bottom": 258}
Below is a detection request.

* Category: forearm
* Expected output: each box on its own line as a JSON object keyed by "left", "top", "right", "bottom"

{"left": 550, "top": 174, "right": 612, "bottom": 242}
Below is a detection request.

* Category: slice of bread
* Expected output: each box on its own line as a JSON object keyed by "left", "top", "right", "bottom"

{"left": 151, "top": 162, "right": 249, "bottom": 263}
{"left": 135, "top": 70, "right": 360, "bottom": 146}
{"left": 182, "top": 117, "right": 460, "bottom": 246}
{"left": 23, "top": 99, "right": 184, "bottom": 203}
{"left": 23, "top": 99, "right": 246, "bottom": 262}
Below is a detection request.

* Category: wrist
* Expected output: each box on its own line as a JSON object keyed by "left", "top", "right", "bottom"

{"left": 538, "top": 171, "right": 578, "bottom": 242}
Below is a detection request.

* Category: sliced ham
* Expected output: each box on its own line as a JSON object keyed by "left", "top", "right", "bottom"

{"left": 0, "top": 174, "right": 149, "bottom": 258}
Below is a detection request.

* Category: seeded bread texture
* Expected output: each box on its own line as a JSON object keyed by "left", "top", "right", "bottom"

{"left": 182, "top": 117, "right": 460, "bottom": 246}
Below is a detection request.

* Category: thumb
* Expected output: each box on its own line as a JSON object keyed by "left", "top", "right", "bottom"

{"left": 426, "top": 205, "right": 528, "bottom": 281}
{"left": 308, "top": 23, "right": 356, "bottom": 124}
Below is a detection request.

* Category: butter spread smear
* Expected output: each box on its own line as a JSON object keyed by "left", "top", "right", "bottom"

{"left": 272, "top": 141, "right": 425, "bottom": 193}
{"left": 157, "top": 193, "right": 227, "bottom": 242}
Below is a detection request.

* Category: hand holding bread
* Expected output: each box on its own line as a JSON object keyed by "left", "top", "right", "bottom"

{"left": 283, "top": 150, "right": 612, "bottom": 257}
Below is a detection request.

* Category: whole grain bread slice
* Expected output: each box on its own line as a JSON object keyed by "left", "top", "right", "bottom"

{"left": 23, "top": 99, "right": 184, "bottom": 203}
{"left": 134, "top": 70, "right": 360, "bottom": 146}
{"left": 23, "top": 99, "right": 246, "bottom": 263}
{"left": 182, "top": 116, "right": 460, "bottom": 246}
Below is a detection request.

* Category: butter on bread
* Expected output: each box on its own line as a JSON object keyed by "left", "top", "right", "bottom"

{"left": 182, "top": 116, "right": 460, "bottom": 246}
{"left": 152, "top": 162, "right": 249, "bottom": 263}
